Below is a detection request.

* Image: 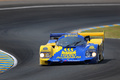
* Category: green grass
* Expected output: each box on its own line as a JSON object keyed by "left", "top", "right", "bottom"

{"left": 82, "top": 26, "right": 120, "bottom": 38}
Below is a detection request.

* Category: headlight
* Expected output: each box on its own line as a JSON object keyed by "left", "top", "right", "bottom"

{"left": 85, "top": 51, "right": 91, "bottom": 57}
{"left": 92, "top": 52, "right": 96, "bottom": 57}
{"left": 46, "top": 53, "right": 50, "bottom": 58}
{"left": 40, "top": 53, "right": 44, "bottom": 58}
{"left": 40, "top": 53, "right": 50, "bottom": 58}
{"left": 86, "top": 51, "right": 97, "bottom": 57}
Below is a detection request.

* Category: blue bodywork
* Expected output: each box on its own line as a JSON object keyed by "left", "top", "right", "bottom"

{"left": 48, "top": 33, "right": 99, "bottom": 64}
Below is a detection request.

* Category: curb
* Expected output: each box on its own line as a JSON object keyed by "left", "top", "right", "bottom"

{"left": 0, "top": 50, "right": 17, "bottom": 73}
{"left": 71, "top": 24, "right": 120, "bottom": 33}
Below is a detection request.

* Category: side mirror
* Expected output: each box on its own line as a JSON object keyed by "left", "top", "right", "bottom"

{"left": 84, "top": 36, "right": 90, "bottom": 41}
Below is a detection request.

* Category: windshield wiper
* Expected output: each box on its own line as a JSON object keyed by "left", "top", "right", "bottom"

{"left": 66, "top": 42, "right": 75, "bottom": 47}
{"left": 74, "top": 41, "right": 81, "bottom": 46}
{"left": 66, "top": 41, "right": 81, "bottom": 47}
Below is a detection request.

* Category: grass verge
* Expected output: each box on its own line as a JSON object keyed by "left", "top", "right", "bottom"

{"left": 82, "top": 26, "right": 120, "bottom": 38}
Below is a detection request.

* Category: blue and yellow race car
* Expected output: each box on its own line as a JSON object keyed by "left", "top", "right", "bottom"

{"left": 39, "top": 32, "right": 104, "bottom": 65}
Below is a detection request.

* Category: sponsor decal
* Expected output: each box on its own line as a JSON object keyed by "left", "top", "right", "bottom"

{"left": 89, "top": 46, "right": 95, "bottom": 49}
{"left": 56, "top": 48, "right": 81, "bottom": 59}
{"left": 43, "top": 47, "right": 48, "bottom": 50}
{"left": 65, "top": 35, "right": 78, "bottom": 37}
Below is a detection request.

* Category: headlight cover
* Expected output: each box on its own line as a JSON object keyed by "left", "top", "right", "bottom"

{"left": 46, "top": 53, "right": 50, "bottom": 58}
{"left": 85, "top": 51, "right": 91, "bottom": 57}
{"left": 40, "top": 52, "right": 50, "bottom": 58}
{"left": 86, "top": 51, "right": 96, "bottom": 57}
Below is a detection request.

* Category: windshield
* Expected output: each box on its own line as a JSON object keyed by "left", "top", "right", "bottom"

{"left": 56, "top": 37, "right": 85, "bottom": 47}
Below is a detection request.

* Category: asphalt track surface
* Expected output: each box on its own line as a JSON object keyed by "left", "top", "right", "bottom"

{"left": 0, "top": 5, "right": 120, "bottom": 80}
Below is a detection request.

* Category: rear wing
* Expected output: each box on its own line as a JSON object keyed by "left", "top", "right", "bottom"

{"left": 50, "top": 33, "right": 68, "bottom": 40}
{"left": 77, "top": 32, "right": 104, "bottom": 41}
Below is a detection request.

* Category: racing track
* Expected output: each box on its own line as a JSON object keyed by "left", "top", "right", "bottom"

{"left": 0, "top": 5, "right": 120, "bottom": 80}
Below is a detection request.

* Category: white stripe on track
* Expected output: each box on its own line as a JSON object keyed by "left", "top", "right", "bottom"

{"left": 0, "top": 4, "right": 120, "bottom": 10}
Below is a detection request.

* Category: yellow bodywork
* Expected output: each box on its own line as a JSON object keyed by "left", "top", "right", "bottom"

{"left": 39, "top": 45, "right": 53, "bottom": 65}
{"left": 40, "top": 58, "right": 49, "bottom": 65}
{"left": 78, "top": 32, "right": 104, "bottom": 41}
{"left": 40, "top": 43, "right": 63, "bottom": 65}
{"left": 78, "top": 32, "right": 104, "bottom": 45}
{"left": 87, "top": 39, "right": 103, "bottom": 45}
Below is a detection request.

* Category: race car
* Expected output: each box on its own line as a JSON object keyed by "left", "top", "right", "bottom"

{"left": 39, "top": 32, "right": 104, "bottom": 65}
